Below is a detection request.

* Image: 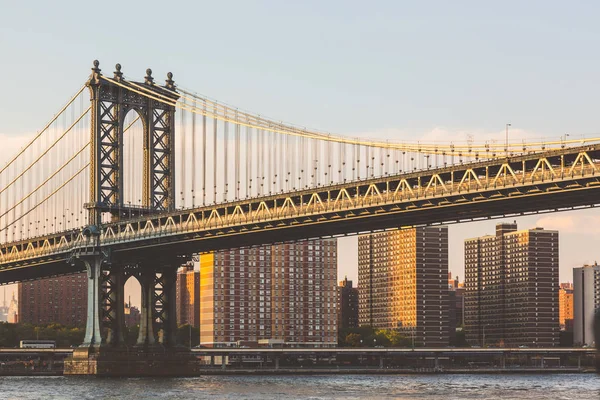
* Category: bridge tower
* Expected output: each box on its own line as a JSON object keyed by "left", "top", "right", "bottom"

{"left": 65, "top": 61, "right": 193, "bottom": 376}
{"left": 86, "top": 59, "right": 179, "bottom": 225}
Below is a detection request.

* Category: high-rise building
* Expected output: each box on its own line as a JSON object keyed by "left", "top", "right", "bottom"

{"left": 7, "top": 292, "right": 18, "bottom": 323}
{"left": 455, "top": 287, "right": 465, "bottom": 328}
{"left": 176, "top": 263, "right": 200, "bottom": 327}
{"left": 124, "top": 299, "right": 141, "bottom": 328}
{"left": 448, "top": 273, "right": 465, "bottom": 344}
{"left": 0, "top": 288, "right": 9, "bottom": 322}
{"left": 573, "top": 264, "right": 600, "bottom": 346}
{"left": 358, "top": 226, "right": 449, "bottom": 347}
{"left": 559, "top": 283, "right": 574, "bottom": 330}
{"left": 199, "top": 239, "right": 338, "bottom": 347}
{"left": 18, "top": 273, "right": 87, "bottom": 326}
{"left": 338, "top": 277, "right": 359, "bottom": 329}
{"left": 465, "top": 223, "right": 559, "bottom": 347}
{"left": 448, "top": 272, "right": 459, "bottom": 290}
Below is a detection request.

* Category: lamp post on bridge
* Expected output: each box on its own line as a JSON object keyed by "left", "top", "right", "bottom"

{"left": 561, "top": 134, "right": 570, "bottom": 148}
{"left": 505, "top": 123, "right": 511, "bottom": 156}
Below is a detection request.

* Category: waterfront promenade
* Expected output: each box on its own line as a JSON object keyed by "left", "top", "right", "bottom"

{"left": 0, "top": 347, "right": 595, "bottom": 376}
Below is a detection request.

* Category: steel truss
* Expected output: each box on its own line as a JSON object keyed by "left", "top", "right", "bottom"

{"left": 1, "top": 145, "right": 600, "bottom": 281}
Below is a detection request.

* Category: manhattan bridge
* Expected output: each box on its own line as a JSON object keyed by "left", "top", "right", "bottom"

{"left": 1, "top": 60, "right": 600, "bottom": 374}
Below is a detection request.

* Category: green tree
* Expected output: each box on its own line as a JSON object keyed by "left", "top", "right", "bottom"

{"left": 345, "top": 333, "right": 362, "bottom": 347}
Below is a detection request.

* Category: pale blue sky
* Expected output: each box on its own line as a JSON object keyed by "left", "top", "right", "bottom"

{"left": 2, "top": 1, "right": 600, "bottom": 305}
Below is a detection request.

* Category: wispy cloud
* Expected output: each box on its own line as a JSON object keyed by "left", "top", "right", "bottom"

{"left": 0, "top": 133, "right": 34, "bottom": 165}
{"left": 344, "top": 126, "right": 545, "bottom": 146}
{"left": 536, "top": 214, "right": 600, "bottom": 234}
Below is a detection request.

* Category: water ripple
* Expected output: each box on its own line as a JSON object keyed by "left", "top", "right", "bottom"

{"left": 0, "top": 374, "right": 599, "bottom": 400}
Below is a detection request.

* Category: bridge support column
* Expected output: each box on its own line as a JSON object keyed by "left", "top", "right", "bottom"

{"left": 81, "top": 254, "right": 106, "bottom": 348}
{"left": 157, "top": 266, "right": 178, "bottom": 348}
{"left": 105, "top": 266, "right": 126, "bottom": 347}
{"left": 137, "top": 267, "right": 156, "bottom": 347}
{"left": 275, "top": 356, "right": 280, "bottom": 370}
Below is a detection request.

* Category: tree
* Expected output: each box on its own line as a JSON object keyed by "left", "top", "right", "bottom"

{"left": 345, "top": 333, "right": 362, "bottom": 347}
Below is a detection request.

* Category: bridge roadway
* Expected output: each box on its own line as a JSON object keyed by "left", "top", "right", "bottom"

{"left": 1, "top": 144, "right": 600, "bottom": 283}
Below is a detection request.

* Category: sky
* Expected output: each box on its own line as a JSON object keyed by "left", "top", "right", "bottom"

{"left": 2, "top": 0, "right": 600, "bottom": 307}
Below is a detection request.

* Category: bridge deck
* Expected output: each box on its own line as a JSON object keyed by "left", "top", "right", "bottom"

{"left": 1, "top": 145, "right": 599, "bottom": 283}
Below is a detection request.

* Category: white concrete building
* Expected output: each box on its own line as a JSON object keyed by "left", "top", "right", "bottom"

{"left": 573, "top": 263, "right": 600, "bottom": 346}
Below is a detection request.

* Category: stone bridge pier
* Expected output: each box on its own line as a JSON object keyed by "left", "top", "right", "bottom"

{"left": 63, "top": 243, "right": 196, "bottom": 376}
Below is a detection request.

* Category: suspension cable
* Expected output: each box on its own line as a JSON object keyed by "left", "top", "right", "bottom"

{"left": 105, "top": 76, "right": 522, "bottom": 154}
{"left": 105, "top": 75, "right": 600, "bottom": 156}
{"left": 0, "top": 106, "right": 91, "bottom": 196}
{"left": 0, "top": 85, "right": 86, "bottom": 176}
{"left": 0, "top": 143, "right": 90, "bottom": 221}
{"left": 0, "top": 164, "right": 89, "bottom": 234}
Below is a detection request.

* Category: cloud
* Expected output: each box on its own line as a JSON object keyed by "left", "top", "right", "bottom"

{"left": 535, "top": 214, "right": 600, "bottom": 234}
{"left": 0, "top": 133, "right": 34, "bottom": 165}
{"left": 344, "top": 126, "right": 544, "bottom": 146}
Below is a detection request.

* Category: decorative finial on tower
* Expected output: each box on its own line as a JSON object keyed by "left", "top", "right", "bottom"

{"left": 165, "top": 72, "right": 175, "bottom": 90}
{"left": 114, "top": 63, "right": 123, "bottom": 81}
{"left": 145, "top": 68, "right": 154, "bottom": 85}
{"left": 88, "top": 60, "right": 102, "bottom": 85}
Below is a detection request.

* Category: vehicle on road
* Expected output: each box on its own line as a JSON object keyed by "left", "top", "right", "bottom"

{"left": 19, "top": 340, "right": 56, "bottom": 349}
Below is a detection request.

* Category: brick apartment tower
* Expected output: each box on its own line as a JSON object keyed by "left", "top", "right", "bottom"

{"left": 18, "top": 273, "right": 87, "bottom": 327}
{"left": 358, "top": 226, "right": 450, "bottom": 347}
{"left": 199, "top": 239, "right": 338, "bottom": 347}
{"left": 176, "top": 263, "right": 200, "bottom": 327}
{"left": 464, "top": 222, "right": 559, "bottom": 347}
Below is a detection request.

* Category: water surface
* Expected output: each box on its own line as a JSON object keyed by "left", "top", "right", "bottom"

{"left": 0, "top": 374, "right": 599, "bottom": 399}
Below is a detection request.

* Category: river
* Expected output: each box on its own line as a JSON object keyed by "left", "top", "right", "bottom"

{"left": 0, "top": 374, "right": 598, "bottom": 399}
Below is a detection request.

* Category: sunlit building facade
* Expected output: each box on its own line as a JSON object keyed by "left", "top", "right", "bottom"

{"left": 199, "top": 239, "right": 338, "bottom": 347}
{"left": 358, "top": 226, "right": 449, "bottom": 347}
{"left": 176, "top": 263, "right": 200, "bottom": 327}
{"left": 559, "top": 283, "right": 574, "bottom": 330}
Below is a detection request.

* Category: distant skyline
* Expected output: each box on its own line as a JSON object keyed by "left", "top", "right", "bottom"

{"left": 2, "top": 1, "right": 600, "bottom": 307}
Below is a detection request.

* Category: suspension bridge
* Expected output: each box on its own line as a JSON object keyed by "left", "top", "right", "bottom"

{"left": 1, "top": 60, "right": 600, "bottom": 375}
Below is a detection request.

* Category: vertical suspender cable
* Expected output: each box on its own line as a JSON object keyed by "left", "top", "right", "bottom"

{"left": 202, "top": 101, "right": 207, "bottom": 206}
{"left": 267, "top": 130, "right": 272, "bottom": 194}
{"left": 224, "top": 114, "right": 228, "bottom": 202}
{"left": 274, "top": 130, "right": 278, "bottom": 193}
{"left": 213, "top": 108, "right": 218, "bottom": 204}
{"left": 181, "top": 97, "right": 187, "bottom": 208}
{"left": 249, "top": 126, "right": 253, "bottom": 197}
{"left": 191, "top": 100, "right": 197, "bottom": 208}
{"left": 259, "top": 129, "right": 263, "bottom": 196}
{"left": 245, "top": 123, "right": 250, "bottom": 199}
{"left": 357, "top": 143, "right": 361, "bottom": 180}
{"left": 235, "top": 111, "right": 240, "bottom": 200}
